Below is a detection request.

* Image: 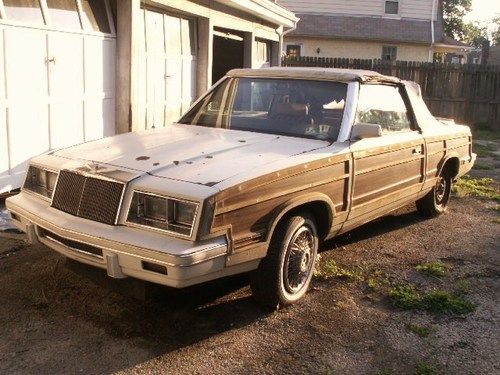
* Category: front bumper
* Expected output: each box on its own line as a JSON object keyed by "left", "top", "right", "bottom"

{"left": 6, "top": 193, "right": 258, "bottom": 288}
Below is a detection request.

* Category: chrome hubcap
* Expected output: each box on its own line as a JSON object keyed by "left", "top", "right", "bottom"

{"left": 283, "top": 226, "right": 315, "bottom": 294}
{"left": 435, "top": 176, "right": 447, "bottom": 204}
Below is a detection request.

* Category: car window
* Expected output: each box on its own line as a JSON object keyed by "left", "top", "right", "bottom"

{"left": 356, "top": 84, "right": 412, "bottom": 134}
{"left": 179, "top": 78, "right": 348, "bottom": 141}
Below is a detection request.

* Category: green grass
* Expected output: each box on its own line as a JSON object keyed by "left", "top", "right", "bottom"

{"left": 473, "top": 129, "right": 500, "bottom": 140}
{"left": 416, "top": 261, "right": 448, "bottom": 278}
{"left": 453, "top": 176, "right": 500, "bottom": 201}
{"left": 389, "top": 285, "right": 422, "bottom": 309}
{"left": 415, "top": 362, "right": 438, "bottom": 375}
{"left": 473, "top": 143, "right": 495, "bottom": 158}
{"left": 421, "top": 291, "right": 475, "bottom": 314}
{"left": 315, "top": 260, "right": 357, "bottom": 281}
{"left": 457, "top": 279, "right": 472, "bottom": 295}
{"left": 406, "top": 323, "right": 434, "bottom": 338}
{"left": 389, "top": 284, "right": 475, "bottom": 315}
{"left": 473, "top": 163, "right": 494, "bottom": 170}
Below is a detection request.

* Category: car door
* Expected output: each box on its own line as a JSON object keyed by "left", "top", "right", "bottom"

{"left": 345, "top": 83, "right": 425, "bottom": 228}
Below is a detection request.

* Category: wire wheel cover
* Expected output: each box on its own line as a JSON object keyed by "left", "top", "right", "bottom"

{"left": 283, "top": 226, "right": 315, "bottom": 294}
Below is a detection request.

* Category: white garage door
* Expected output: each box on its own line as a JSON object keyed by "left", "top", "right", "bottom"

{"left": 0, "top": 0, "right": 116, "bottom": 194}
{"left": 137, "top": 8, "right": 197, "bottom": 130}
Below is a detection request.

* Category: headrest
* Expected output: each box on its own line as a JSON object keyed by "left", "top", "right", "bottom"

{"left": 273, "top": 103, "right": 309, "bottom": 116}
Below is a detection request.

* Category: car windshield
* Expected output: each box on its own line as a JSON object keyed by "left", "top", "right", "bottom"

{"left": 179, "top": 77, "right": 348, "bottom": 141}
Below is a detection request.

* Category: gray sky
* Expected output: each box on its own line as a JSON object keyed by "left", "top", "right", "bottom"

{"left": 464, "top": 0, "right": 499, "bottom": 32}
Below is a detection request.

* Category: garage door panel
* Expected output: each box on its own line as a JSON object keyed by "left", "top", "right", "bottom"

{"left": 140, "top": 8, "right": 197, "bottom": 130}
{"left": 85, "top": 37, "right": 116, "bottom": 94}
{"left": 4, "top": 28, "right": 48, "bottom": 101}
{"left": 0, "top": 2, "right": 116, "bottom": 193}
{"left": 84, "top": 37, "right": 115, "bottom": 139}
{"left": 165, "top": 14, "right": 182, "bottom": 55}
{"left": 182, "top": 57, "right": 196, "bottom": 113}
{"left": 146, "top": 10, "right": 165, "bottom": 53}
{"left": 0, "top": 29, "right": 8, "bottom": 183}
{"left": 48, "top": 33, "right": 85, "bottom": 149}
{"left": 137, "top": 9, "right": 147, "bottom": 130}
{"left": 85, "top": 97, "right": 114, "bottom": 141}
{"left": 8, "top": 102, "right": 50, "bottom": 166}
{"left": 146, "top": 55, "right": 166, "bottom": 129}
{"left": 4, "top": 27, "right": 49, "bottom": 170}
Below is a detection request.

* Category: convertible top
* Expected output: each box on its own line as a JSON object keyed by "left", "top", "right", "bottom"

{"left": 227, "top": 67, "right": 401, "bottom": 84}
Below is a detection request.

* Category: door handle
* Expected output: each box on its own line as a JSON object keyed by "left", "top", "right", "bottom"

{"left": 45, "top": 57, "right": 56, "bottom": 65}
{"left": 412, "top": 148, "right": 422, "bottom": 155}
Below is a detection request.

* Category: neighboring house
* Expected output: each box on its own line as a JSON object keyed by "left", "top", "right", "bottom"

{"left": 278, "top": 0, "right": 471, "bottom": 62}
{"left": 0, "top": 0, "right": 297, "bottom": 194}
{"left": 487, "top": 45, "right": 500, "bottom": 66}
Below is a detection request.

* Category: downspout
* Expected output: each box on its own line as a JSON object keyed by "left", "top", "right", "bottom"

{"left": 429, "top": 0, "right": 437, "bottom": 62}
{"left": 278, "top": 19, "right": 298, "bottom": 66}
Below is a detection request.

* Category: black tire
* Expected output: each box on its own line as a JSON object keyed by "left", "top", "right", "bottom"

{"left": 250, "top": 214, "right": 318, "bottom": 309}
{"left": 416, "top": 170, "right": 452, "bottom": 218}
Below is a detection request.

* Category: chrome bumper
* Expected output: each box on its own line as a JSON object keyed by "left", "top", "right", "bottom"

{"left": 6, "top": 193, "right": 258, "bottom": 288}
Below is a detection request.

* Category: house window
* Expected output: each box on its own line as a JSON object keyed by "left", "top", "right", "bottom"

{"left": 385, "top": 1, "right": 399, "bottom": 15}
{"left": 46, "top": 0, "right": 82, "bottom": 30}
{"left": 382, "top": 46, "right": 397, "bottom": 61}
{"left": 3, "top": 0, "right": 45, "bottom": 24}
{"left": 81, "top": 0, "right": 111, "bottom": 33}
{"left": 286, "top": 44, "right": 301, "bottom": 58}
{"left": 256, "top": 38, "right": 272, "bottom": 67}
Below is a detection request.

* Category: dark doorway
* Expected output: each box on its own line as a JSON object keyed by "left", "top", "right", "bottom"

{"left": 212, "top": 27, "right": 244, "bottom": 83}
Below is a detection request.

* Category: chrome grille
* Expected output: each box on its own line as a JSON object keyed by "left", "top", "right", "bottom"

{"left": 52, "top": 170, "right": 125, "bottom": 225}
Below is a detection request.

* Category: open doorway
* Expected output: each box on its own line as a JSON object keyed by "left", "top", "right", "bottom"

{"left": 212, "top": 27, "right": 245, "bottom": 83}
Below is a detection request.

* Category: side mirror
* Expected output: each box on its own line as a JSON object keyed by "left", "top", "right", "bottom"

{"left": 350, "top": 123, "right": 383, "bottom": 140}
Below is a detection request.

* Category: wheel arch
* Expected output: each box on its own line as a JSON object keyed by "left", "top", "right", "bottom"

{"left": 265, "top": 193, "right": 335, "bottom": 244}
{"left": 438, "top": 154, "right": 460, "bottom": 179}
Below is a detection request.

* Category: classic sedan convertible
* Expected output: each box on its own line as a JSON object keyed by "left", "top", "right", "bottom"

{"left": 7, "top": 68, "right": 475, "bottom": 308}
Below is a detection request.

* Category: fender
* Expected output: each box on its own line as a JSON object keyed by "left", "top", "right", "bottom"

{"left": 437, "top": 152, "right": 460, "bottom": 178}
{"left": 264, "top": 192, "right": 336, "bottom": 244}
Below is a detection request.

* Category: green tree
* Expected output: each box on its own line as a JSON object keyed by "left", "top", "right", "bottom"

{"left": 462, "top": 22, "right": 488, "bottom": 47}
{"left": 443, "top": 0, "right": 472, "bottom": 40}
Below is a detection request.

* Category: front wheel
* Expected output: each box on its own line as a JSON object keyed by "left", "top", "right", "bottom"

{"left": 250, "top": 214, "right": 318, "bottom": 309}
{"left": 416, "top": 172, "right": 452, "bottom": 218}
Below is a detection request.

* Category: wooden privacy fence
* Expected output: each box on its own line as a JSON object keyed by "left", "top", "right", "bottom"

{"left": 282, "top": 56, "right": 500, "bottom": 129}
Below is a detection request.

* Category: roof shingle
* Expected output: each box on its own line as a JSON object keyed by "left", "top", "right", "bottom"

{"left": 289, "top": 14, "right": 437, "bottom": 44}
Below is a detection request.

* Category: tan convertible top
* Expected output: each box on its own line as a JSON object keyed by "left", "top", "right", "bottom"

{"left": 227, "top": 67, "right": 401, "bottom": 84}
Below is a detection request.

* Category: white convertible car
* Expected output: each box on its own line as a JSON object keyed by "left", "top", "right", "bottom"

{"left": 7, "top": 68, "right": 475, "bottom": 308}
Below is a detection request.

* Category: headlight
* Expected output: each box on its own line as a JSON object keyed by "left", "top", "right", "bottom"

{"left": 23, "top": 165, "right": 58, "bottom": 199}
{"left": 127, "top": 191, "right": 198, "bottom": 237}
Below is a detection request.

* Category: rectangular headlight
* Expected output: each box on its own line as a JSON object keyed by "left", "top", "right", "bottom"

{"left": 24, "top": 165, "right": 58, "bottom": 199}
{"left": 127, "top": 192, "right": 198, "bottom": 237}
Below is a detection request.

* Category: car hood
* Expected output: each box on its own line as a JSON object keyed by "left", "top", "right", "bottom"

{"left": 52, "top": 124, "right": 329, "bottom": 187}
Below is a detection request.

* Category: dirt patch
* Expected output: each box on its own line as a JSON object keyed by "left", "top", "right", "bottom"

{"left": 0, "top": 195, "right": 498, "bottom": 375}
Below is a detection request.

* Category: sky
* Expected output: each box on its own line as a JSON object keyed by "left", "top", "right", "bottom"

{"left": 464, "top": 0, "right": 500, "bottom": 31}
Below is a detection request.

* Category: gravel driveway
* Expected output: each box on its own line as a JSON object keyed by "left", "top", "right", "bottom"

{"left": 0, "top": 194, "right": 498, "bottom": 375}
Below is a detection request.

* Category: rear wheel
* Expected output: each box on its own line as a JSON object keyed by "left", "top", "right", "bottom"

{"left": 250, "top": 214, "right": 318, "bottom": 309}
{"left": 416, "top": 170, "right": 452, "bottom": 218}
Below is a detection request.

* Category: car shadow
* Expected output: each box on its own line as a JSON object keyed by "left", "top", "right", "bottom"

{"left": 321, "top": 205, "right": 426, "bottom": 251}
{"left": 1, "top": 205, "right": 429, "bottom": 374}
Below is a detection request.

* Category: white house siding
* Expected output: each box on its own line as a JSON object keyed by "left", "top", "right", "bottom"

{"left": 0, "top": 0, "right": 116, "bottom": 194}
{"left": 278, "top": 0, "right": 436, "bottom": 20}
